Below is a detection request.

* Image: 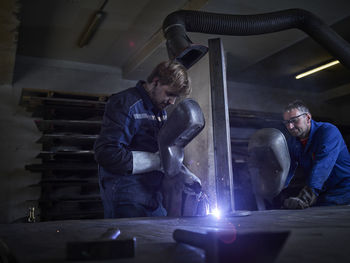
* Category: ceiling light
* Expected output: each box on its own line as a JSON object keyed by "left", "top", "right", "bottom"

{"left": 78, "top": 0, "right": 109, "bottom": 48}
{"left": 295, "top": 60, "right": 340, "bottom": 79}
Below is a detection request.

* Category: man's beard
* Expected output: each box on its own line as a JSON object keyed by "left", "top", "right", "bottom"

{"left": 150, "top": 89, "right": 166, "bottom": 110}
{"left": 289, "top": 128, "right": 307, "bottom": 139}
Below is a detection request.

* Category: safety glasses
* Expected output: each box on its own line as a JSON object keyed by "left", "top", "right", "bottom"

{"left": 282, "top": 113, "right": 307, "bottom": 126}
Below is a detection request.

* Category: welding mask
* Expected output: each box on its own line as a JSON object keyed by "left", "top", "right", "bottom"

{"left": 247, "top": 128, "right": 290, "bottom": 200}
{"left": 158, "top": 98, "right": 205, "bottom": 177}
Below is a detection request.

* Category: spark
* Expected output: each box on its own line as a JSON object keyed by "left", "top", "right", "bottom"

{"left": 211, "top": 208, "right": 221, "bottom": 219}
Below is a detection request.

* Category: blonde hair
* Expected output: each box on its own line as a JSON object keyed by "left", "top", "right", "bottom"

{"left": 147, "top": 61, "right": 191, "bottom": 96}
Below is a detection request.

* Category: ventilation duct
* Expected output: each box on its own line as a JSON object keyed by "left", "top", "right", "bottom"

{"left": 162, "top": 9, "right": 350, "bottom": 69}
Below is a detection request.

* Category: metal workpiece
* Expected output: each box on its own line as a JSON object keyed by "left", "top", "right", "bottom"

{"left": 173, "top": 228, "right": 289, "bottom": 263}
{"left": 247, "top": 128, "right": 290, "bottom": 208}
{"left": 158, "top": 98, "right": 205, "bottom": 178}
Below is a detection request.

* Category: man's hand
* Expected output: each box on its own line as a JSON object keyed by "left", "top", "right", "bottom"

{"left": 283, "top": 197, "right": 309, "bottom": 209}
{"left": 283, "top": 186, "right": 317, "bottom": 209}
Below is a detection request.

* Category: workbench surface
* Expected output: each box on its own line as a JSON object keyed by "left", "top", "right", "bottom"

{"left": 1, "top": 205, "right": 350, "bottom": 263}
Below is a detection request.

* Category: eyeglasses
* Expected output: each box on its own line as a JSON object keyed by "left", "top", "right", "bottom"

{"left": 282, "top": 113, "right": 307, "bottom": 126}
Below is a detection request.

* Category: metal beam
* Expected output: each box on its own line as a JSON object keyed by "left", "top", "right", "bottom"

{"left": 208, "top": 38, "right": 234, "bottom": 213}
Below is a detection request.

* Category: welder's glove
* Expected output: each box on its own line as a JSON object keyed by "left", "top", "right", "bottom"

{"left": 283, "top": 186, "right": 317, "bottom": 209}
{"left": 131, "top": 151, "right": 162, "bottom": 174}
{"left": 180, "top": 164, "right": 202, "bottom": 195}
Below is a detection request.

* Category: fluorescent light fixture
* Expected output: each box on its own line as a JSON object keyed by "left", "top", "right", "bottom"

{"left": 295, "top": 60, "right": 340, "bottom": 79}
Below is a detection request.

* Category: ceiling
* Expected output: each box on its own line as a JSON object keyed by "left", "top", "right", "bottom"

{"left": 16, "top": 0, "right": 350, "bottom": 100}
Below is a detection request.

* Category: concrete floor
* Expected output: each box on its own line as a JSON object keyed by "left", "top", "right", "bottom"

{"left": 1, "top": 205, "right": 350, "bottom": 263}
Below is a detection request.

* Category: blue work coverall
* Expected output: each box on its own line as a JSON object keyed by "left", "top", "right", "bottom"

{"left": 94, "top": 81, "right": 167, "bottom": 218}
{"left": 285, "top": 120, "right": 350, "bottom": 205}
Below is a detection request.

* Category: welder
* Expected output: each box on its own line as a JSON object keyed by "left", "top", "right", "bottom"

{"left": 94, "top": 60, "right": 203, "bottom": 218}
{"left": 248, "top": 100, "right": 350, "bottom": 210}
{"left": 280, "top": 100, "right": 350, "bottom": 209}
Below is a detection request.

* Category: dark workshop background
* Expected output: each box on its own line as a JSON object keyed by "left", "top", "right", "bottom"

{"left": 0, "top": 0, "right": 350, "bottom": 223}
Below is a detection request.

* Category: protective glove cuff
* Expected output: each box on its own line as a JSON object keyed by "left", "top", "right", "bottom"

{"left": 283, "top": 185, "right": 317, "bottom": 209}
{"left": 132, "top": 151, "right": 161, "bottom": 174}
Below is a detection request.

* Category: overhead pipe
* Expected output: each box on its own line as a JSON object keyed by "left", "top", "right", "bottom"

{"left": 162, "top": 9, "right": 350, "bottom": 69}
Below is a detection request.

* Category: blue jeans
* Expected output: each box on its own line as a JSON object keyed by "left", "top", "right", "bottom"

{"left": 98, "top": 166, "right": 167, "bottom": 218}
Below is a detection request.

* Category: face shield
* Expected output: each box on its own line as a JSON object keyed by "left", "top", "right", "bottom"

{"left": 248, "top": 128, "right": 290, "bottom": 201}
{"left": 158, "top": 98, "right": 205, "bottom": 177}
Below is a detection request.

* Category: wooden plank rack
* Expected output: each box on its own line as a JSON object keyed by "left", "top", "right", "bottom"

{"left": 20, "top": 88, "right": 107, "bottom": 120}
{"left": 37, "top": 150, "right": 94, "bottom": 160}
{"left": 21, "top": 88, "right": 108, "bottom": 221}
{"left": 34, "top": 119, "right": 102, "bottom": 133}
{"left": 25, "top": 163, "right": 98, "bottom": 172}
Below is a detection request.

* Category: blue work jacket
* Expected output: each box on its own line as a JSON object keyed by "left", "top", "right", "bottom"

{"left": 285, "top": 120, "right": 350, "bottom": 205}
{"left": 94, "top": 81, "right": 167, "bottom": 207}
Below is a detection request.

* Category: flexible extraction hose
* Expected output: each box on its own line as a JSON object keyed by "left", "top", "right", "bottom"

{"left": 162, "top": 9, "right": 350, "bottom": 68}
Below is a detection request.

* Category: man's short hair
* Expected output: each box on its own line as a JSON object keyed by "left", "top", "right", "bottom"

{"left": 147, "top": 60, "right": 191, "bottom": 97}
{"left": 284, "top": 100, "right": 310, "bottom": 114}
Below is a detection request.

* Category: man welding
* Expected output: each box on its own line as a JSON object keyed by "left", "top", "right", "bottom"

{"left": 94, "top": 60, "right": 202, "bottom": 218}
{"left": 280, "top": 100, "right": 350, "bottom": 209}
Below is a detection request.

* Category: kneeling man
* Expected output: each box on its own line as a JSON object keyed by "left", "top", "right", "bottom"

{"left": 282, "top": 100, "right": 350, "bottom": 209}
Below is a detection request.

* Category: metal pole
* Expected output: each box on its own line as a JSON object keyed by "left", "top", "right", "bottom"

{"left": 208, "top": 38, "right": 235, "bottom": 213}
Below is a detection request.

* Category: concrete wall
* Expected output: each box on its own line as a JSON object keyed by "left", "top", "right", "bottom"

{"left": 226, "top": 80, "right": 348, "bottom": 123}
{"left": 339, "top": 104, "right": 350, "bottom": 125}
{"left": 13, "top": 56, "right": 135, "bottom": 97}
{"left": 0, "top": 84, "right": 41, "bottom": 223}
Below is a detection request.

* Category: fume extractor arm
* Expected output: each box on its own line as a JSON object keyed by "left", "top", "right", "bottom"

{"left": 162, "top": 9, "right": 350, "bottom": 69}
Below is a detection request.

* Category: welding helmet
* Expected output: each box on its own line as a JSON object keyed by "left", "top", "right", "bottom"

{"left": 158, "top": 98, "right": 205, "bottom": 177}
{"left": 247, "top": 128, "right": 290, "bottom": 199}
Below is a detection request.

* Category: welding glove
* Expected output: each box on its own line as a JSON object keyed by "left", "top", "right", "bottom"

{"left": 180, "top": 164, "right": 202, "bottom": 195}
{"left": 132, "top": 151, "right": 162, "bottom": 174}
{"left": 283, "top": 186, "right": 317, "bottom": 209}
